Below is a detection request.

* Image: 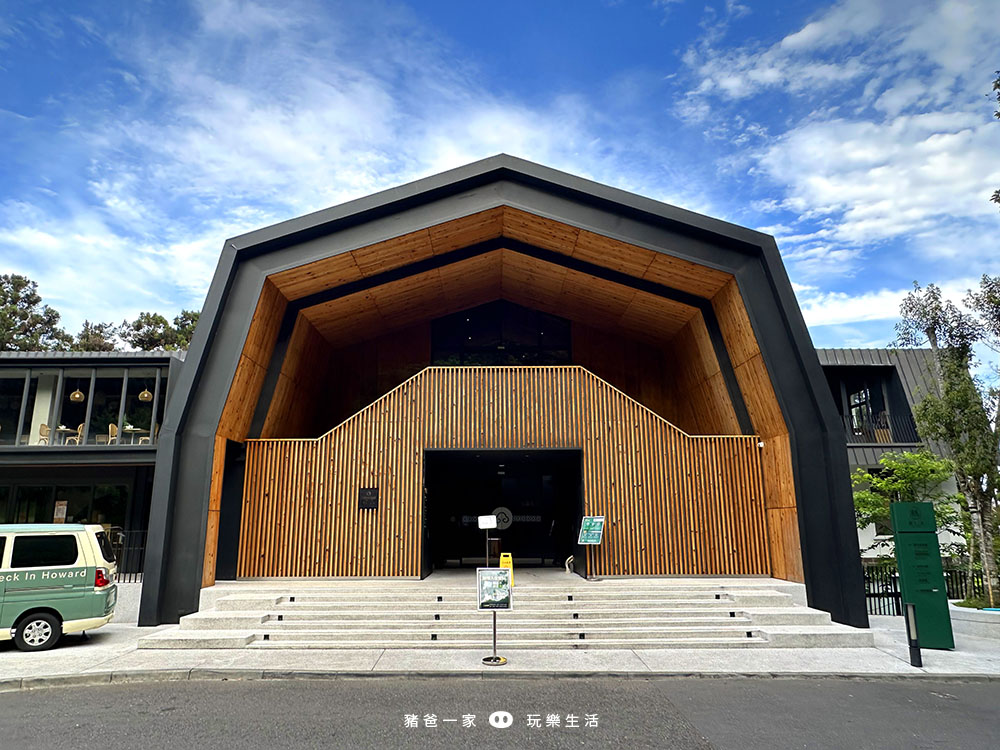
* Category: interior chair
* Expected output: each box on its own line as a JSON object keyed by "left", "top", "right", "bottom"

{"left": 65, "top": 423, "right": 85, "bottom": 445}
{"left": 138, "top": 423, "right": 160, "bottom": 445}
{"left": 38, "top": 423, "right": 50, "bottom": 445}
{"left": 96, "top": 423, "right": 118, "bottom": 445}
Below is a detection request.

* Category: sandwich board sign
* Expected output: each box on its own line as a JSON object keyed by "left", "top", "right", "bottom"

{"left": 499, "top": 553, "right": 514, "bottom": 586}
{"left": 477, "top": 567, "right": 512, "bottom": 610}
{"left": 578, "top": 515, "right": 605, "bottom": 545}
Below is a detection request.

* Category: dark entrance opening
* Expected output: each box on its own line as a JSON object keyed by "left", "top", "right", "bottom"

{"left": 423, "top": 449, "right": 582, "bottom": 573}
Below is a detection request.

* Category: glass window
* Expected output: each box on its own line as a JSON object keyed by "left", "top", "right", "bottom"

{"left": 153, "top": 368, "right": 168, "bottom": 444}
{"left": 0, "top": 535, "right": 5, "bottom": 564}
{"left": 431, "top": 301, "right": 572, "bottom": 366}
{"left": 20, "top": 370, "right": 59, "bottom": 446}
{"left": 10, "top": 535, "right": 80, "bottom": 568}
{"left": 12, "top": 486, "right": 55, "bottom": 523}
{"left": 122, "top": 368, "right": 156, "bottom": 445}
{"left": 55, "top": 369, "right": 90, "bottom": 446}
{"left": 88, "top": 369, "right": 125, "bottom": 445}
{"left": 0, "top": 486, "right": 9, "bottom": 523}
{"left": 94, "top": 531, "right": 116, "bottom": 564}
{"left": 55, "top": 486, "right": 93, "bottom": 524}
{"left": 92, "top": 484, "right": 129, "bottom": 527}
{"left": 0, "top": 370, "right": 26, "bottom": 446}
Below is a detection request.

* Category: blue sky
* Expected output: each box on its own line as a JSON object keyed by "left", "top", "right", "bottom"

{"left": 1, "top": 0, "right": 998, "bottom": 354}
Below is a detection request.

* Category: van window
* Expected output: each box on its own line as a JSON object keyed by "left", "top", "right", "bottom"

{"left": 10, "top": 535, "right": 79, "bottom": 568}
{"left": 0, "top": 536, "right": 5, "bottom": 565}
{"left": 94, "top": 531, "right": 116, "bottom": 564}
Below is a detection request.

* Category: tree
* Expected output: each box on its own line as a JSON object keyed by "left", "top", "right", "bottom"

{"left": 992, "top": 71, "right": 999, "bottom": 209}
{"left": 0, "top": 274, "right": 73, "bottom": 351}
{"left": 172, "top": 309, "right": 200, "bottom": 349}
{"left": 119, "top": 309, "right": 202, "bottom": 351}
{"left": 119, "top": 312, "right": 179, "bottom": 351}
{"left": 896, "top": 280, "right": 1000, "bottom": 605}
{"left": 72, "top": 321, "right": 119, "bottom": 352}
{"left": 852, "top": 450, "right": 964, "bottom": 558}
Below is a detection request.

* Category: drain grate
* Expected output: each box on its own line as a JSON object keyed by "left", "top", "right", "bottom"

{"left": 434, "top": 614, "right": 440, "bottom": 620}
{"left": 431, "top": 634, "right": 437, "bottom": 641}
{"left": 277, "top": 614, "right": 283, "bottom": 622}
{"left": 263, "top": 634, "right": 270, "bottom": 641}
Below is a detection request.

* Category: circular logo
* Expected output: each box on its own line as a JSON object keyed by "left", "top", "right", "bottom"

{"left": 492, "top": 506, "right": 513, "bottom": 530}
{"left": 489, "top": 711, "right": 514, "bottom": 729}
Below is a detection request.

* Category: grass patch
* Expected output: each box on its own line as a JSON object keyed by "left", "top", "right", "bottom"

{"left": 954, "top": 596, "right": 993, "bottom": 609}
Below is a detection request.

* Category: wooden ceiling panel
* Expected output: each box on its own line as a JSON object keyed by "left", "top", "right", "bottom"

{"left": 305, "top": 290, "right": 385, "bottom": 348}
{"left": 618, "top": 293, "right": 692, "bottom": 339}
{"left": 500, "top": 249, "right": 567, "bottom": 300}
{"left": 369, "top": 269, "right": 445, "bottom": 328}
{"left": 573, "top": 230, "right": 657, "bottom": 278}
{"left": 560, "top": 270, "right": 635, "bottom": 322}
{"left": 429, "top": 208, "right": 504, "bottom": 255}
{"left": 268, "top": 206, "right": 734, "bottom": 307}
{"left": 438, "top": 251, "right": 502, "bottom": 309}
{"left": 268, "top": 252, "right": 364, "bottom": 301}
{"left": 643, "top": 253, "right": 730, "bottom": 298}
{"left": 351, "top": 228, "right": 434, "bottom": 278}
{"left": 502, "top": 207, "right": 579, "bottom": 254}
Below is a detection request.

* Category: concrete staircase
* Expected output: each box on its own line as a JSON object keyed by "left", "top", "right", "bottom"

{"left": 138, "top": 576, "right": 874, "bottom": 650}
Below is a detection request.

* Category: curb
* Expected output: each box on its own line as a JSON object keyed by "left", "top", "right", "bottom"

{"left": 1, "top": 669, "right": 997, "bottom": 692}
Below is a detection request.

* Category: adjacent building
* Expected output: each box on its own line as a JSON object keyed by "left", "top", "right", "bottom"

{"left": 817, "top": 348, "right": 965, "bottom": 559}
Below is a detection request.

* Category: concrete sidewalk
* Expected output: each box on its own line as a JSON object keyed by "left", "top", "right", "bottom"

{"left": 2, "top": 615, "right": 1000, "bottom": 691}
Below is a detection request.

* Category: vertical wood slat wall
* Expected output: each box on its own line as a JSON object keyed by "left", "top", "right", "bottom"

{"left": 237, "top": 366, "right": 769, "bottom": 578}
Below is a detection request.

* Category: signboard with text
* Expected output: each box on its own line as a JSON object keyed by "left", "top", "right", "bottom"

{"left": 477, "top": 567, "right": 512, "bottom": 610}
{"left": 358, "top": 487, "right": 378, "bottom": 510}
{"left": 578, "top": 516, "right": 605, "bottom": 545}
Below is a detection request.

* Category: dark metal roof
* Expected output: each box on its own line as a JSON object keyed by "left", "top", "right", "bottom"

{"left": 816, "top": 347, "right": 938, "bottom": 409}
{"left": 0, "top": 350, "right": 185, "bottom": 364}
{"left": 224, "top": 153, "right": 774, "bottom": 259}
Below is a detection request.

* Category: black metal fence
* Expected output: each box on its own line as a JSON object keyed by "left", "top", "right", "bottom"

{"left": 110, "top": 528, "right": 147, "bottom": 583}
{"left": 864, "top": 565, "right": 902, "bottom": 615}
{"left": 864, "top": 564, "right": 985, "bottom": 615}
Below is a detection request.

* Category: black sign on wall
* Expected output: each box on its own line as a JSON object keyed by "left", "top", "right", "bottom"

{"left": 358, "top": 487, "right": 379, "bottom": 510}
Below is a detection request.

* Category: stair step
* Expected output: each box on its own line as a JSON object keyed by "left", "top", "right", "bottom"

{"left": 259, "top": 625, "right": 761, "bottom": 642}
{"left": 245, "top": 637, "right": 770, "bottom": 650}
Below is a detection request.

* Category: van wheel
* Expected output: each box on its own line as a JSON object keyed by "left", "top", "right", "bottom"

{"left": 14, "top": 613, "right": 61, "bottom": 652}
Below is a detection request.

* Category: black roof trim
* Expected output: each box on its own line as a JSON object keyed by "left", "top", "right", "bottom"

{"left": 226, "top": 154, "right": 773, "bottom": 261}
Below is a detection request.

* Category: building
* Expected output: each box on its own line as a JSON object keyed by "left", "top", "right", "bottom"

{"left": 2, "top": 156, "right": 871, "bottom": 628}
{"left": 0, "top": 350, "right": 182, "bottom": 526}
{"left": 817, "top": 348, "right": 965, "bottom": 559}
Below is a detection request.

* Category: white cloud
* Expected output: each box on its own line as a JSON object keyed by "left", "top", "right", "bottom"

{"left": 0, "top": 0, "right": 718, "bottom": 333}
{"left": 795, "top": 277, "right": 979, "bottom": 328}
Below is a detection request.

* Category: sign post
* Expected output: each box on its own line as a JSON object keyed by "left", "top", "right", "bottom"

{"left": 478, "top": 567, "right": 511, "bottom": 666}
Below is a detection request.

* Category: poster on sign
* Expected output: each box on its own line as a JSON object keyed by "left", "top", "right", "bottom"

{"left": 477, "top": 567, "right": 512, "bottom": 610}
{"left": 578, "top": 515, "right": 605, "bottom": 545}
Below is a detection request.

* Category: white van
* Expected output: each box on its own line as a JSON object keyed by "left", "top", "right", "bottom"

{"left": 0, "top": 524, "right": 118, "bottom": 651}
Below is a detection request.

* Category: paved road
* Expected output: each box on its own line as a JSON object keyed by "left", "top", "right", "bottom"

{"left": 1, "top": 677, "right": 998, "bottom": 749}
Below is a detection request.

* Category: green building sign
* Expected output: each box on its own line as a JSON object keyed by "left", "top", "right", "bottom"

{"left": 890, "top": 502, "right": 954, "bottom": 649}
